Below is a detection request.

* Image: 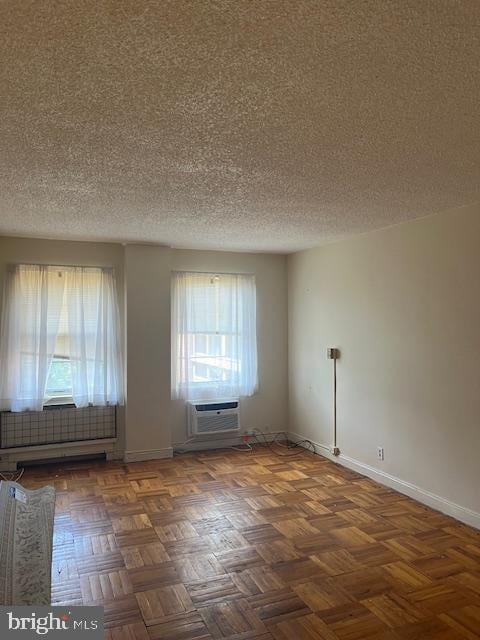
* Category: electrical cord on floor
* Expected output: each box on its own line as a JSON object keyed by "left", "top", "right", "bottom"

{"left": 230, "top": 441, "right": 253, "bottom": 452}
{"left": 249, "top": 429, "right": 316, "bottom": 456}
{"left": 172, "top": 436, "right": 201, "bottom": 455}
{"left": 273, "top": 435, "right": 315, "bottom": 452}
{"left": 172, "top": 430, "right": 316, "bottom": 457}
{"left": 0, "top": 467, "right": 25, "bottom": 482}
{"left": 173, "top": 434, "right": 253, "bottom": 455}
{"left": 174, "top": 439, "right": 254, "bottom": 455}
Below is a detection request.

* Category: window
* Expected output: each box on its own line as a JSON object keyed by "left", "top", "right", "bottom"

{"left": 0, "top": 264, "right": 123, "bottom": 412}
{"left": 45, "top": 301, "right": 73, "bottom": 402}
{"left": 45, "top": 356, "right": 73, "bottom": 402}
{"left": 171, "top": 271, "right": 258, "bottom": 402}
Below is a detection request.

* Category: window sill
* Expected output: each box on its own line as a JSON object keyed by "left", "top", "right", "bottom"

{"left": 43, "top": 397, "right": 75, "bottom": 409}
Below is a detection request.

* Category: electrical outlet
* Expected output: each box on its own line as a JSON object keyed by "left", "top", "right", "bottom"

{"left": 377, "top": 447, "right": 384, "bottom": 461}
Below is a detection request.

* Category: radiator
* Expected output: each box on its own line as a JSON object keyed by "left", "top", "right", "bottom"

{"left": 0, "top": 405, "right": 116, "bottom": 449}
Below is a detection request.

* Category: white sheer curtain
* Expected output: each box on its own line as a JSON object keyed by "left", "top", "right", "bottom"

{"left": 0, "top": 265, "right": 65, "bottom": 411}
{"left": 64, "top": 267, "right": 123, "bottom": 408}
{"left": 171, "top": 271, "right": 258, "bottom": 402}
{"left": 0, "top": 264, "right": 123, "bottom": 412}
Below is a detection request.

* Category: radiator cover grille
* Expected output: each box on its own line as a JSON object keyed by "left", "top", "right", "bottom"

{"left": 0, "top": 405, "right": 116, "bottom": 449}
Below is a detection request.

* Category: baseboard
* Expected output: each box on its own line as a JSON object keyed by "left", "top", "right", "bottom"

{"left": 0, "top": 439, "right": 117, "bottom": 471}
{"left": 288, "top": 431, "right": 480, "bottom": 530}
{"left": 124, "top": 447, "right": 173, "bottom": 462}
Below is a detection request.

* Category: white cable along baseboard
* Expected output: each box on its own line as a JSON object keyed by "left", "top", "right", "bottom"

{"left": 288, "top": 431, "right": 480, "bottom": 530}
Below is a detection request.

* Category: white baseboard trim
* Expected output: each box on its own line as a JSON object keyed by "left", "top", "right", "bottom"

{"left": 0, "top": 439, "right": 117, "bottom": 471}
{"left": 288, "top": 431, "right": 480, "bottom": 530}
{"left": 124, "top": 447, "right": 173, "bottom": 462}
{"left": 0, "top": 438, "right": 117, "bottom": 455}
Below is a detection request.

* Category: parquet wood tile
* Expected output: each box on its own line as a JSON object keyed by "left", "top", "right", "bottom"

{"left": 75, "top": 533, "right": 119, "bottom": 556}
{"left": 51, "top": 579, "right": 83, "bottom": 606}
{"left": 310, "top": 549, "right": 363, "bottom": 577}
{"left": 381, "top": 536, "right": 436, "bottom": 562}
{"left": 272, "top": 613, "right": 338, "bottom": 640}
{"left": 448, "top": 571, "right": 480, "bottom": 596}
{"left": 147, "top": 611, "right": 211, "bottom": 640}
{"left": 102, "top": 594, "right": 144, "bottom": 628}
{"left": 245, "top": 588, "right": 310, "bottom": 625}
{"left": 348, "top": 543, "right": 400, "bottom": 568}
{"left": 293, "top": 579, "right": 354, "bottom": 612}
{"left": 120, "top": 542, "right": 171, "bottom": 569}
{"left": 76, "top": 550, "right": 125, "bottom": 575}
{"left": 129, "top": 562, "right": 183, "bottom": 592}
{"left": 199, "top": 599, "right": 267, "bottom": 638}
{"left": 405, "top": 583, "right": 477, "bottom": 615}
{"left": 360, "top": 593, "right": 426, "bottom": 628}
{"left": 316, "top": 601, "right": 391, "bottom": 639}
{"left": 80, "top": 569, "right": 133, "bottom": 603}
{"left": 136, "top": 583, "right": 194, "bottom": 625}
{"left": 187, "top": 575, "right": 245, "bottom": 607}
{"left": 381, "top": 561, "right": 433, "bottom": 592}
{"left": 105, "top": 622, "right": 150, "bottom": 640}
{"left": 333, "top": 568, "right": 393, "bottom": 601}
{"left": 21, "top": 445, "right": 480, "bottom": 639}
{"left": 256, "top": 539, "right": 303, "bottom": 564}
{"left": 210, "top": 530, "right": 250, "bottom": 552}
{"left": 439, "top": 605, "right": 480, "bottom": 639}
{"left": 175, "top": 553, "right": 227, "bottom": 582}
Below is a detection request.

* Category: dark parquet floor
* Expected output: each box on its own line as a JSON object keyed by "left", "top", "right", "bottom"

{"left": 22, "top": 445, "right": 480, "bottom": 639}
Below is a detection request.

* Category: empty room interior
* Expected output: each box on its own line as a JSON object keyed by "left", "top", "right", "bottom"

{"left": 1, "top": 2, "right": 480, "bottom": 639}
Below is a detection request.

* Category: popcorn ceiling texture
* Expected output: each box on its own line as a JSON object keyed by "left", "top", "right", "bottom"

{"left": 1, "top": 0, "right": 479, "bottom": 253}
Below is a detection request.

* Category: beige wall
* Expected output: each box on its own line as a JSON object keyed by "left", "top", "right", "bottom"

{"left": 288, "top": 203, "right": 480, "bottom": 518}
{"left": 0, "top": 237, "right": 288, "bottom": 459}
{"left": 124, "top": 245, "right": 173, "bottom": 458}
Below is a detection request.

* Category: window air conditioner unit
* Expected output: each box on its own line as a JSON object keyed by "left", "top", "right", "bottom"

{"left": 188, "top": 401, "right": 240, "bottom": 438}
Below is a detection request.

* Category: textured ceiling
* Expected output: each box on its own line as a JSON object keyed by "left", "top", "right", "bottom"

{"left": 1, "top": 1, "right": 480, "bottom": 253}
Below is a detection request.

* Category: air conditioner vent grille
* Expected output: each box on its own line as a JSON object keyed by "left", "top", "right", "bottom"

{"left": 196, "top": 413, "right": 239, "bottom": 434}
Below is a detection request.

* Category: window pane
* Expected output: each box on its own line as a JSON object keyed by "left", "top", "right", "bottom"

{"left": 187, "top": 332, "right": 239, "bottom": 384}
{"left": 45, "top": 357, "right": 73, "bottom": 397}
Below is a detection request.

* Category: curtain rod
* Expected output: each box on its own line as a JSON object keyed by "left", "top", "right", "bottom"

{"left": 7, "top": 262, "right": 115, "bottom": 272}
{"left": 171, "top": 270, "right": 255, "bottom": 276}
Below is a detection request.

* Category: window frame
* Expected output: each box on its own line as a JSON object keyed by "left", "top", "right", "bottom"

{"left": 171, "top": 270, "right": 258, "bottom": 402}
